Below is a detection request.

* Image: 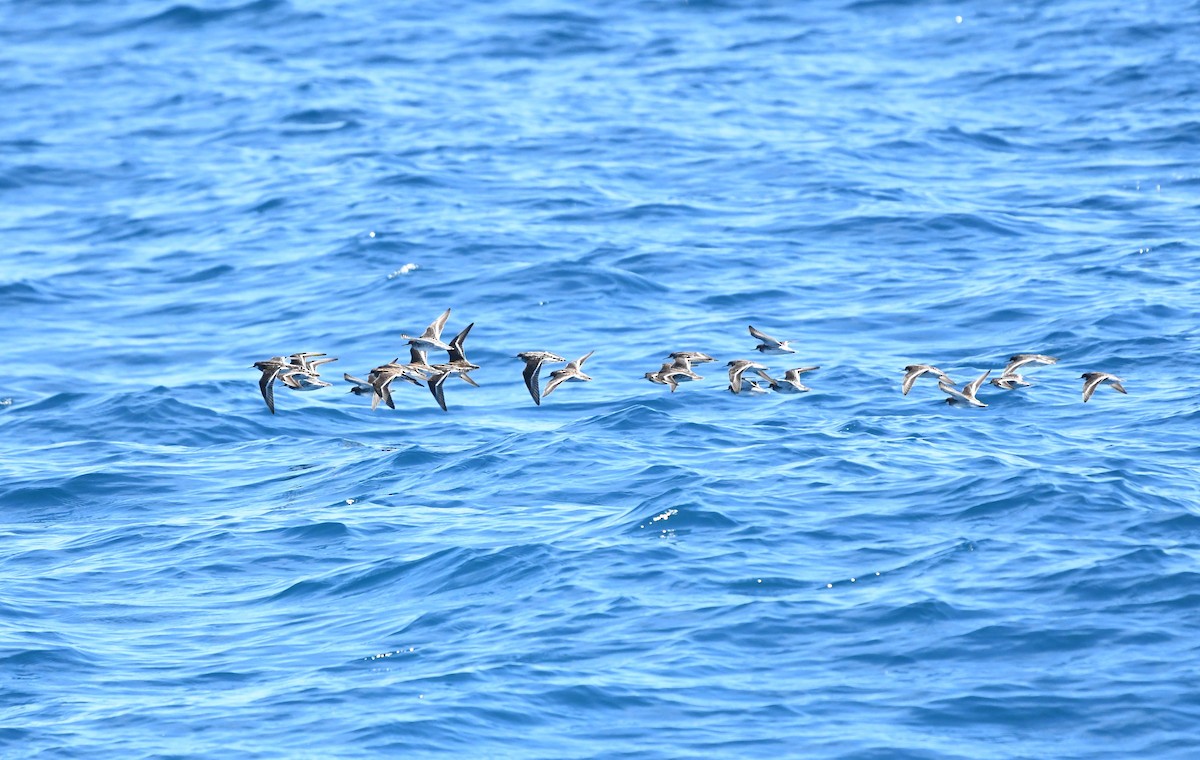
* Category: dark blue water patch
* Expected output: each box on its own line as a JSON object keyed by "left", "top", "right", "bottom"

{"left": 60, "top": 212, "right": 186, "bottom": 245}
{"left": 3, "top": 392, "right": 93, "bottom": 417}
{"left": 46, "top": 388, "right": 262, "bottom": 448}
{"left": 348, "top": 713, "right": 512, "bottom": 757}
{"left": 0, "top": 646, "right": 91, "bottom": 671}
{"left": 165, "top": 263, "right": 236, "bottom": 283}
{"left": 1043, "top": 548, "right": 1185, "bottom": 601}
{"left": 0, "top": 163, "right": 114, "bottom": 191}
{"left": 972, "top": 67, "right": 1071, "bottom": 92}
{"left": 1092, "top": 63, "right": 1160, "bottom": 89}
{"left": 122, "top": 0, "right": 290, "bottom": 32}
{"left": 267, "top": 574, "right": 334, "bottom": 602}
{"left": 1127, "top": 511, "right": 1200, "bottom": 542}
{"left": 431, "top": 543, "right": 559, "bottom": 595}
{"left": 1073, "top": 192, "right": 1155, "bottom": 212}
{"left": 864, "top": 136, "right": 934, "bottom": 153}
{"left": 374, "top": 171, "right": 445, "bottom": 189}
{"left": 1110, "top": 570, "right": 1200, "bottom": 612}
{"left": 246, "top": 196, "right": 288, "bottom": 215}
{"left": 468, "top": 12, "right": 621, "bottom": 61}
{"left": 569, "top": 463, "right": 704, "bottom": 510}
{"left": 532, "top": 682, "right": 664, "bottom": 716}
{"left": 325, "top": 546, "right": 474, "bottom": 598}
{"left": 494, "top": 10, "right": 606, "bottom": 26}
{"left": 606, "top": 247, "right": 758, "bottom": 285}
{"left": 907, "top": 692, "right": 1092, "bottom": 732}
{"left": 942, "top": 622, "right": 1121, "bottom": 666}
{"left": 725, "top": 29, "right": 822, "bottom": 54}
{"left": 364, "top": 49, "right": 441, "bottom": 72}
{"left": 425, "top": 447, "right": 520, "bottom": 483}
{"left": 1108, "top": 21, "right": 1188, "bottom": 45}
{"left": 0, "top": 138, "right": 45, "bottom": 155}
{"left": 546, "top": 201, "right": 710, "bottom": 225}
{"left": 0, "top": 278, "right": 73, "bottom": 305}
{"left": 279, "top": 107, "right": 365, "bottom": 127}
{"left": 697, "top": 287, "right": 810, "bottom": 309}
{"left": 0, "top": 592, "right": 41, "bottom": 622}
{"left": 954, "top": 487, "right": 1061, "bottom": 522}
{"left": 278, "top": 120, "right": 363, "bottom": 137}
{"left": 559, "top": 403, "right": 674, "bottom": 436}
{"left": 454, "top": 259, "right": 668, "bottom": 303}
{"left": 263, "top": 520, "right": 353, "bottom": 542}
{"left": 929, "top": 126, "right": 1019, "bottom": 153}
{"left": 867, "top": 598, "right": 977, "bottom": 630}
{"left": 820, "top": 748, "right": 946, "bottom": 760}
{"left": 0, "top": 726, "right": 36, "bottom": 751}
{"left": 378, "top": 444, "right": 448, "bottom": 470}
{"left": 1129, "top": 119, "right": 1200, "bottom": 149}
{"left": 840, "top": 0, "right": 942, "bottom": 10}
{"left": 378, "top": 608, "right": 468, "bottom": 641}
{"left": 762, "top": 211, "right": 1026, "bottom": 244}
{"left": 0, "top": 485, "right": 81, "bottom": 513}
{"left": 920, "top": 212, "right": 1030, "bottom": 238}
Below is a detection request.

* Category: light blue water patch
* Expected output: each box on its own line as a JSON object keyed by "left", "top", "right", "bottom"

{"left": 2, "top": 0, "right": 1200, "bottom": 757}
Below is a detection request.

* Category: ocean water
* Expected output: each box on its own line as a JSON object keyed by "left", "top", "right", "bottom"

{"left": 3, "top": 0, "right": 1200, "bottom": 756}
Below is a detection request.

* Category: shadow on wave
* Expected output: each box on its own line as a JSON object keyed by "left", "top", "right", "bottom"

{"left": 273, "top": 543, "right": 557, "bottom": 601}
{"left": 441, "top": 260, "right": 667, "bottom": 302}
{"left": 118, "top": 0, "right": 291, "bottom": 31}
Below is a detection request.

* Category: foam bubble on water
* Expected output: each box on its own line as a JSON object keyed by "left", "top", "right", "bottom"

{"left": 826, "top": 571, "right": 881, "bottom": 589}
{"left": 367, "top": 646, "right": 417, "bottom": 661}
{"left": 387, "top": 263, "right": 419, "bottom": 279}
{"left": 642, "top": 508, "right": 678, "bottom": 530}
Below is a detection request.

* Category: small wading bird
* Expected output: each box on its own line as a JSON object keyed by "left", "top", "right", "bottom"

{"left": 902, "top": 364, "right": 954, "bottom": 396}
{"left": 367, "top": 361, "right": 427, "bottom": 411}
{"left": 401, "top": 308, "right": 454, "bottom": 354}
{"left": 542, "top": 351, "right": 595, "bottom": 399}
{"left": 425, "top": 322, "right": 481, "bottom": 412}
{"left": 646, "top": 355, "right": 704, "bottom": 392}
{"left": 726, "top": 359, "right": 769, "bottom": 394}
{"left": 991, "top": 353, "right": 1058, "bottom": 390}
{"left": 748, "top": 325, "right": 796, "bottom": 354}
{"left": 756, "top": 366, "right": 819, "bottom": 393}
{"left": 517, "top": 351, "right": 567, "bottom": 405}
{"left": 252, "top": 353, "right": 337, "bottom": 413}
{"left": 939, "top": 370, "right": 990, "bottom": 408}
{"left": 666, "top": 351, "right": 717, "bottom": 366}
{"left": 1081, "top": 372, "right": 1126, "bottom": 402}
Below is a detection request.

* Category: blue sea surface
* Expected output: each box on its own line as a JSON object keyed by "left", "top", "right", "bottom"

{"left": 3, "top": 0, "right": 1200, "bottom": 757}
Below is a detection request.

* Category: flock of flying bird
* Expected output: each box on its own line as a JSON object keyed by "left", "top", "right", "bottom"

{"left": 251, "top": 309, "right": 1128, "bottom": 414}
{"left": 901, "top": 357, "right": 1126, "bottom": 406}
